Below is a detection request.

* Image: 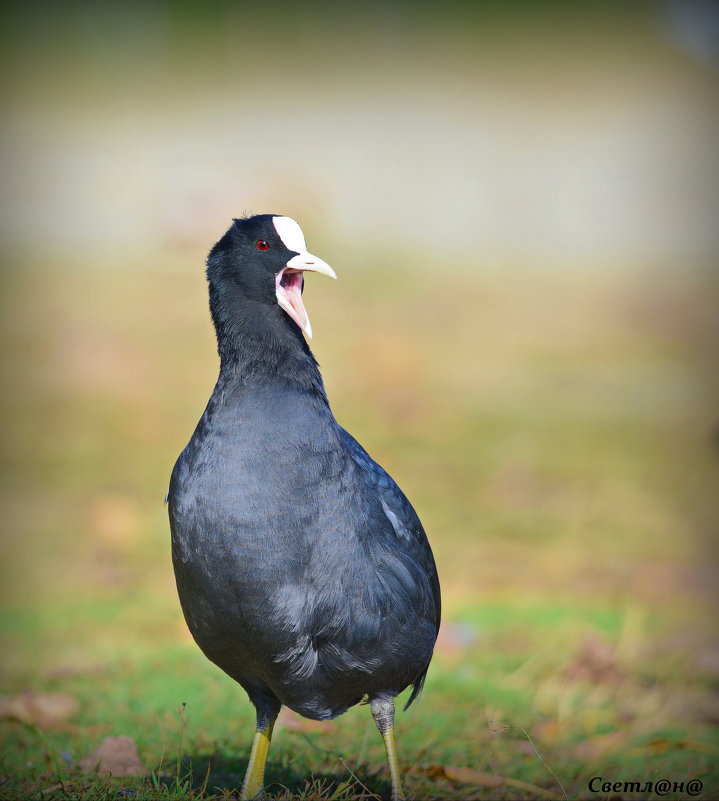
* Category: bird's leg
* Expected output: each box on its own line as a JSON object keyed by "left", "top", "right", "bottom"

{"left": 370, "top": 696, "right": 405, "bottom": 801}
{"left": 240, "top": 700, "right": 280, "bottom": 800}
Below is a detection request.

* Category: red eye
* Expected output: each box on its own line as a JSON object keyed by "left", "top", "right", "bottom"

{"left": 256, "top": 240, "right": 269, "bottom": 251}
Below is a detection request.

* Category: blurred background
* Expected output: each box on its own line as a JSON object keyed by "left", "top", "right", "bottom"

{"left": 1, "top": 1, "right": 718, "bottom": 798}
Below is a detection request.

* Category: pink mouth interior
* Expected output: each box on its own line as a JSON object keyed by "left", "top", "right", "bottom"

{"left": 279, "top": 268, "right": 303, "bottom": 294}
{"left": 276, "top": 268, "right": 308, "bottom": 330}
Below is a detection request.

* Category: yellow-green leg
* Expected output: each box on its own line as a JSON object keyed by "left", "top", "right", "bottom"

{"left": 241, "top": 704, "right": 280, "bottom": 800}
{"left": 371, "top": 697, "right": 405, "bottom": 801}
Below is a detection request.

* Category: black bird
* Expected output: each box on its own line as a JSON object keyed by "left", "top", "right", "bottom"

{"left": 168, "top": 215, "right": 440, "bottom": 800}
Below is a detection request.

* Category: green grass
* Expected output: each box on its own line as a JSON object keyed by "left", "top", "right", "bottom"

{"left": 1, "top": 595, "right": 717, "bottom": 799}
{"left": 1, "top": 259, "right": 718, "bottom": 799}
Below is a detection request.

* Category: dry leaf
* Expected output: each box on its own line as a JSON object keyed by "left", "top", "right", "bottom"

{"left": 632, "top": 738, "right": 719, "bottom": 756}
{"left": 80, "top": 735, "right": 146, "bottom": 777}
{"left": 563, "top": 633, "right": 624, "bottom": 685}
{"left": 0, "top": 691, "right": 79, "bottom": 728}
{"left": 277, "top": 707, "right": 335, "bottom": 733}
{"left": 443, "top": 766, "right": 505, "bottom": 788}
{"left": 533, "top": 719, "right": 563, "bottom": 744}
{"left": 573, "top": 731, "right": 627, "bottom": 761}
{"left": 413, "top": 763, "right": 563, "bottom": 799}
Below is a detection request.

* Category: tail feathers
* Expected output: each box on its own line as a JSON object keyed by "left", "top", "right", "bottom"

{"left": 403, "top": 668, "right": 428, "bottom": 711}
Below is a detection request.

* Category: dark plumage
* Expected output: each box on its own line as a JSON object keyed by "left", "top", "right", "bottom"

{"left": 168, "top": 214, "right": 440, "bottom": 800}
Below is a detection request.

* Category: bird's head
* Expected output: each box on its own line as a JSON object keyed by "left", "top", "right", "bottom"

{"left": 206, "top": 214, "right": 336, "bottom": 342}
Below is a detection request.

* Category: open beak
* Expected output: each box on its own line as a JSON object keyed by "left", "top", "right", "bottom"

{"left": 275, "top": 252, "right": 337, "bottom": 338}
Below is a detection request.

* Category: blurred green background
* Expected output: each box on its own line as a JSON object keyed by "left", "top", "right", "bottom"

{"left": 1, "top": 1, "right": 718, "bottom": 799}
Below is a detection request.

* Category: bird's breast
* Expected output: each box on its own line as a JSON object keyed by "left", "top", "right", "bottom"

{"left": 168, "top": 391, "right": 356, "bottom": 579}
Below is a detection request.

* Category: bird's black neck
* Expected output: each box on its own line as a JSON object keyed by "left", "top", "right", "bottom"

{"left": 209, "top": 285, "right": 329, "bottom": 406}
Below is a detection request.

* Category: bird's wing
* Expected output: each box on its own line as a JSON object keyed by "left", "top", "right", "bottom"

{"left": 338, "top": 427, "right": 441, "bottom": 630}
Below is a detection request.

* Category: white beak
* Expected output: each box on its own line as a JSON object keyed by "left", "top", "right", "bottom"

{"left": 284, "top": 252, "right": 337, "bottom": 280}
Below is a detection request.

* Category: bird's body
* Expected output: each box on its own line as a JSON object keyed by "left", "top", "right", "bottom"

{"left": 168, "top": 214, "right": 439, "bottom": 799}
